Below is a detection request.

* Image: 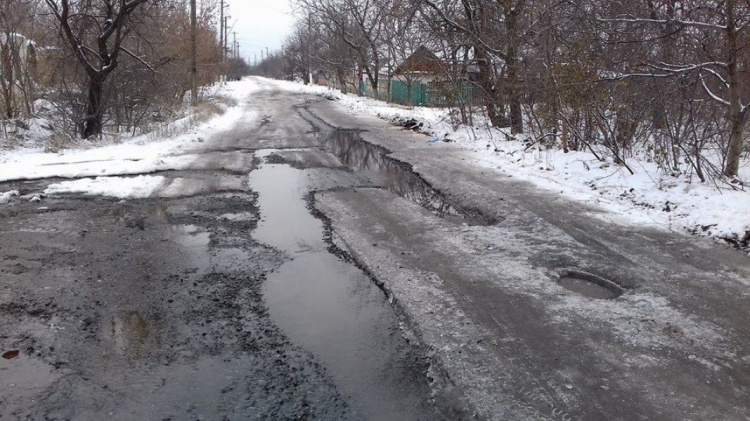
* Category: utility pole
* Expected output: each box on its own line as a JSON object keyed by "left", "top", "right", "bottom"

{"left": 233, "top": 32, "right": 237, "bottom": 59}
{"left": 219, "top": 0, "right": 225, "bottom": 69}
{"left": 224, "top": 16, "right": 229, "bottom": 60}
{"left": 190, "top": 0, "right": 197, "bottom": 106}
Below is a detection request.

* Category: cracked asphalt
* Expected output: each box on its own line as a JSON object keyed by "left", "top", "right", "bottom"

{"left": 2, "top": 77, "right": 749, "bottom": 421}
{"left": 0, "top": 80, "right": 447, "bottom": 420}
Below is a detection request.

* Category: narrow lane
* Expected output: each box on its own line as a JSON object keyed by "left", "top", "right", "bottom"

{"left": 0, "top": 85, "right": 446, "bottom": 419}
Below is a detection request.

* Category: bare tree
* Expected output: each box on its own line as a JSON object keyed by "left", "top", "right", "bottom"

{"left": 587, "top": 0, "right": 750, "bottom": 177}
{"left": 0, "top": 0, "right": 38, "bottom": 119}
{"left": 44, "top": 0, "right": 150, "bottom": 138}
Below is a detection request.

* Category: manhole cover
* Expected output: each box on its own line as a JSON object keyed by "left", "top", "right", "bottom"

{"left": 557, "top": 270, "right": 624, "bottom": 299}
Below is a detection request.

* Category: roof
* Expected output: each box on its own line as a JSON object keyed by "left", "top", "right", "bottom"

{"left": 394, "top": 46, "right": 444, "bottom": 76}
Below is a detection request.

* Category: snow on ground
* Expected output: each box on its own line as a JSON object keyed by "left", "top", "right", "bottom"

{"left": 0, "top": 79, "right": 260, "bottom": 199}
{"left": 259, "top": 78, "right": 750, "bottom": 247}
{"left": 0, "top": 190, "right": 19, "bottom": 204}
{"left": 44, "top": 175, "right": 166, "bottom": 199}
{"left": 2, "top": 77, "right": 747, "bottom": 247}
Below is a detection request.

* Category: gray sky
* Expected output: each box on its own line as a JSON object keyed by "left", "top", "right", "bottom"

{"left": 225, "top": 0, "right": 296, "bottom": 65}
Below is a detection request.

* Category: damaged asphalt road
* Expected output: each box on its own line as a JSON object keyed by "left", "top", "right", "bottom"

{"left": 2, "top": 77, "right": 750, "bottom": 420}
{"left": 0, "top": 82, "right": 448, "bottom": 420}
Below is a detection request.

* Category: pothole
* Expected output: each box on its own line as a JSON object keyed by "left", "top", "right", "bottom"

{"left": 556, "top": 270, "right": 624, "bottom": 299}
{"left": 322, "top": 129, "right": 495, "bottom": 226}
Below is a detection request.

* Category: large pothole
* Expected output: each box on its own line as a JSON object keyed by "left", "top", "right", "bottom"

{"left": 556, "top": 270, "right": 625, "bottom": 299}
{"left": 322, "top": 129, "right": 494, "bottom": 226}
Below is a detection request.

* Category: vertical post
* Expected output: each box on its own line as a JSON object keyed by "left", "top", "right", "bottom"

{"left": 219, "top": 0, "right": 224, "bottom": 80}
{"left": 190, "top": 0, "right": 197, "bottom": 106}
{"left": 224, "top": 16, "right": 229, "bottom": 60}
{"left": 387, "top": 46, "right": 392, "bottom": 103}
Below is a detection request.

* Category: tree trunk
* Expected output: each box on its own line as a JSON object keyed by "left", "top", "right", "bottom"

{"left": 83, "top": 73, "right": 105, "bottom": 139}
{"left": 505, "top": 11, "right": 523, "bottom": 135}
{"left": 476, "top": 46, "right": 508, "bottom": 128}
{"left": 190, "top": 0, "right": 198, "bottom": 106}
{"left": 724, "top": 0, "right": 745, "bottom": 177}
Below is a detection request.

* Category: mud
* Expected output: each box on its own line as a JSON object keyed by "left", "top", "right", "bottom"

{"left": 0, "top": 86, "right": 451, "bottom": 420}
{"left": 0, "top": 190, "right": 351, "bottom": 420}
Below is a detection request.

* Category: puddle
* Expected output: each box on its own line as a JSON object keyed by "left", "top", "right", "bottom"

{"left": 557, "top": 270, "right": 624, "bottom": 299}
{"left": 323, "top": 130, "right": 490, "bottom": 225}
{"left": 104, "top": 312, "right": 159, "bottom": 356}
{"left": 251, "top": 159, "right": 439, "bottom": 419}
{"left": 248, "top": 165, "right": 325, "bottom": 253}
{"left": 170, "top": 224, "right": 210, "bottom": 249}
{"left": 265, "top": 252, "right": 434, "bottom": 420}
{"left": 266, "top": 149, "right": 343, "bottom": 169}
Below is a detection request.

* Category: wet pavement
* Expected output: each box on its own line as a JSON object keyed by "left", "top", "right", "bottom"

{"left": 250, "top": 157, "right": 438, "bottom": 419}
{"left": 7, "top": 77, "right": 747, "bottom": 421}
{"left": 0, "top": 83, "right": 453, "bottom": 420}
{"left": 308, "top": 98, "right": 750, "bottom": 420}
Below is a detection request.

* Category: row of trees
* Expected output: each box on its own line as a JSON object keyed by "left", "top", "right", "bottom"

{"left": 272, "top": 0, "right": 749, "bottom": 179}
{"left": 1, "top": 0, "right": 249, "bottom": 139}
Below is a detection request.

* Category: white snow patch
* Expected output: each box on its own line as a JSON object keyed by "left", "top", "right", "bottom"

{"left": 0, "top": 190, "right": 20, "bottom": 204}
{"left": 0, "top": 79, "right": 260, "bottom": 183}
{"left": 254, "top": 77, "right": 749, "bottom": 245}
{"left": 44, "top": 175, "right": 166, "bottom": 199}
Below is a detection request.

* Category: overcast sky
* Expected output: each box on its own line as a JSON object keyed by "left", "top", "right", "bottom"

{"left": 225, "top": 0, "right": 296, "bottom": 65}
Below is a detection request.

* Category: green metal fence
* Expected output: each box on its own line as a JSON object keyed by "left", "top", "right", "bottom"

{"left": 390, "top": 80, "right": 428, "bottom": 106}
{"left": 359, "top": 80, "right": 476, "bottom": 107}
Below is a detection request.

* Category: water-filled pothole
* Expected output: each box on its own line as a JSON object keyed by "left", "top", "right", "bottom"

{"left": 557, "top": 270, "right": 624, "bottom": 299}
{"left": 322, "top": 129, "right": 494, "bottom": 226}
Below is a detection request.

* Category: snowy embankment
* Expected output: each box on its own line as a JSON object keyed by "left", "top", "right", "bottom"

{"left": 275, "top": 79, "right": 750, "bottom": 251}
{"left": 0, "top": 80, "right": 260, "bottom": 199}
{"left": 1, "top": 77, "right": 748, "bottom": 251}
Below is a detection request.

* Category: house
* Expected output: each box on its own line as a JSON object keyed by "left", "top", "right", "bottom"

{"left": 313, "top": 70, "right": 329, "bottom": 86}
{"left": 390, "top": 45, "right": 476, "bottom": 107}
{"left": 393, "top": 45, "right": 444, "bottom": 84}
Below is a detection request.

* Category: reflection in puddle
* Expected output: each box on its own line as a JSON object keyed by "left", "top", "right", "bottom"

{"left": 170, "top": 224, "right": 210, "bottom": 249}
{"left": 105, "top": 312, "right": 158, "bottom": 356}
{"left": 323, "top": 130, "right": 491, "bottom": 225}
{"left": 251, "top": 158, "right": 438, "bottom": 419}
{"left": 248, "top": 164, "right": 325, "bottom": 253}
{"left": 266, "top": 150, "right": 343, "bottom": 169}
{"left": 265, "top": 252, "right": 434, "bottom": 420}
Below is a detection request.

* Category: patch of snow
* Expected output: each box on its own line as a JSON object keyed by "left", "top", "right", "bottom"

{"left": 44, "top": 175, "right": 166, "bottom": 199}
{"left": 257, "top": 77, "right": 749, "bottom": 247}
{"left": 0, "top": 190, "right": 20, "bottom": 204}
{"left": 0, "top": 79, "right": 260, "bottom": 183}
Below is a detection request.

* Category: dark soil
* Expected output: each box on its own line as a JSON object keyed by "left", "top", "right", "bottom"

{"left": 0, "top": 186, "right": 350, "bottom": 420}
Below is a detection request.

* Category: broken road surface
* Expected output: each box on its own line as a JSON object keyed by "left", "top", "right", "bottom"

{"left": 1, "top": 78, "right": 749, "bottom": 420}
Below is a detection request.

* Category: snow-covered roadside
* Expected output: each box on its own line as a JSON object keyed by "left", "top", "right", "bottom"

{"left": 2, "top": 76, "right": 747, "bottom": 250}
{"left": 44, "top": 175, "right": 166, "bottom": 199}
{"left": 0, "top": 79, "right": 260, "bottom": 199}
{"left": 262, "top": 79, "right": 750, "bottom": 249}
